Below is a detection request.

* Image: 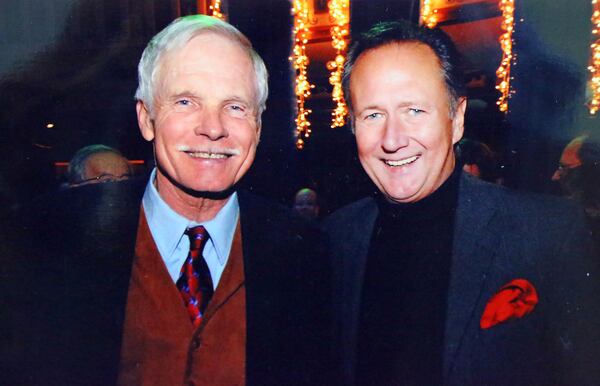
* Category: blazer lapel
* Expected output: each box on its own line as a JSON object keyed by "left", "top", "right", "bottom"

{"left": 443, "top": 175, "right": 502, "bottom": 379}
{"left": 237, "top": 192, "right": 286, "bottom": 385}
{"left": 331, "top": 197, "right": 379, "bottom": 382}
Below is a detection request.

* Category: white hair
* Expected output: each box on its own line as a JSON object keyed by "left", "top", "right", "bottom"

{"left": 135, "top": 15, "right": 268, "bottom": 124}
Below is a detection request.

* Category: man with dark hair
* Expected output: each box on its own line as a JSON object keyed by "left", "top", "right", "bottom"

{"left": 67, "top": 144, "right": 133, "bottom": 186}
{"left": 7, "top": 15, "right": 330, "bottom": 386}
{"left": 324, "top": 20, "right": 600, "bottom": 385}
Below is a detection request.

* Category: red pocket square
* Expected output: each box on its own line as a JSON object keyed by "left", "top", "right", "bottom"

{"left": 480, "top": 279, "right": 538, "bottom": 329}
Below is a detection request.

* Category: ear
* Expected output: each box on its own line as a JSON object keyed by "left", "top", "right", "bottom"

{"left": 256, "top": 120, "right": 262, "bottom": 140}
{"left": 136, "top": 101, "right": 155, "bottom": 142}
{"left": 451, "top": 97, "right": 467, "bottom": 145}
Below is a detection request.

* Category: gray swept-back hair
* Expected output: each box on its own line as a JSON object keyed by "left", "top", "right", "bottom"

{"left": 135, "top": 14, "right": 268, "bottom": 124}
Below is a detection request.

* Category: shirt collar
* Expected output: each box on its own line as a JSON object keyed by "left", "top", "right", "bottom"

{"left": 142, "top": 168, "right": 239, "bottom": 265}
{"left": 201, "top": 191, "right": 239, "bottom": 265}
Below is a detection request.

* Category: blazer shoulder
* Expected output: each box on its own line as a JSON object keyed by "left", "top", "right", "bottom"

{"left": 322, "top": 196, "right": 376, "bottom": 230}
{"left": 461, "top": 174, "right": 583, "bottom": 224}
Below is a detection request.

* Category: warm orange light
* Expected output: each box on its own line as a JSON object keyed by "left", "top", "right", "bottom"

{"left": 290, "top": 0, "right": 314, "bottom": 149}
{"left": 495, "top": 0, "right": 515, "bottom": 113}
{"left": 209, "top": 0, "right": 224, "bottom": 20}
{"left": 327, "top": 0, "right": 349, "bottom": 128}
{"left": 588, "top": 0, "right": 600, "bottom": 114}
{"left": 420, "top": 0, "right": 439, "bottom": 28}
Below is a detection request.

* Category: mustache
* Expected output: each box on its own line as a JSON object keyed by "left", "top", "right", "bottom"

{"left": 176, "top": 145, "right": 240, "bottom": 156}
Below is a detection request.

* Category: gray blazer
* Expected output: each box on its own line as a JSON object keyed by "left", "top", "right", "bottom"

{"left": 323, "top": 174, "right": 600, "bottom": 386}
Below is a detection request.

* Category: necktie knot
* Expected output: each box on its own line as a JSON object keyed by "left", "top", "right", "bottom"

{"left": 185, "top": 225, "right": 208, "bottom": 252}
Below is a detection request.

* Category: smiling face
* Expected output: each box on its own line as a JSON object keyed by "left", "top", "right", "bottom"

{"left": 350, "top": 42, "right": 466, "bottom": 203}
{"left": 137, "top": 32, "right": 260, "bottom": 204}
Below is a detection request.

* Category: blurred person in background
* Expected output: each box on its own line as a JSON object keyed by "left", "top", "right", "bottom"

{"left": 456, "top": 138, "right": 501, "bottom": 183}
{"left": 553, "top": 133, "right": 600, "bottom": 254}
{"left": 292, "top": 188, "right": 320, "bottom": 221}
{"left": 67, "top": 144, "right": 133, "bottom": 187}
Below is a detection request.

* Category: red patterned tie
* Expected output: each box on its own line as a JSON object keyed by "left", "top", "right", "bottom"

{"left": 176, "top": 226, "right": 214, "bottom": 327}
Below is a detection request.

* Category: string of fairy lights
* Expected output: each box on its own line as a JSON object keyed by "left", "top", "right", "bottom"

{"left": 420, "top": 0, "right": 515, "bottom": 113}
{"left": 290, "top": 0, "right": 350, "bottom": 148}
{"left": 420, "top": 0, "right": 439, "bottom": 28}
{"left": 327, "top": 0, "right": 350, "bottom": 128}
{"left": 588, "top": 0, "right": 600, "bottom": 115}
{"left": 495, "top": 0, "right": 515, "bottom": 113}
{"left": 209, "top": 0, "right": 224, "bottom": 20}
{"left": 290, "top": 0, "right": 314, "bottom": 150}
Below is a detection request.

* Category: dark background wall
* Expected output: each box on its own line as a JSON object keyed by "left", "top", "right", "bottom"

{"left": 505, "top": 0, "right": 598, "bottom": 193}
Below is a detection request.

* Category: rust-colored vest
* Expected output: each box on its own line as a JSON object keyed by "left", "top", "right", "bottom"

{"left": 117, "top": 209, "right": 246, "bottom": 386}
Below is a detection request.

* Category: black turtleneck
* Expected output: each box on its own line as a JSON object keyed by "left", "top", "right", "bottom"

{"left": 356, "top": 168, "right": 461, "bottom": 386}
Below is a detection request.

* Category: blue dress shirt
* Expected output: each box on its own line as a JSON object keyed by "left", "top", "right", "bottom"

{"left": 142, "top": 168, "right": 239, "bottom": 288}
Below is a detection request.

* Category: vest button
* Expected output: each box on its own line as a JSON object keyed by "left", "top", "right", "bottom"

{"left": 192, "top": 338, "right": 201, "bottom": 349}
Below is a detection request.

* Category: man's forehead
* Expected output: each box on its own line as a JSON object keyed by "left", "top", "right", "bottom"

{"left": 349, "top": 42, "right": 449, "bottom": 108}
{"left": 154, "top": 33, "right": 256, "bottom": 99}
{"left": 355, "top": 41, "right": 441, "bottom": 70}
{"left": 85, "top": 152, "right": 128, "bottom": 172}
{"left": 296, "top": 192, "right": 317, "bottom": 202}
{"left": 161, "top": 33, "right": 247, "bottom": 69}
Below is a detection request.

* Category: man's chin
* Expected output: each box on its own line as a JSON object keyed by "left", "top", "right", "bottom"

{"left": 157, "top": 164, "right": 237, "bottom": 200}
{"left": 182, "top": 185, "right": 236, "bottom": 200}
{"left": 381, "top": 185, "right": 421, "bottom": 204}
{"left": 173, "top": 179, "right": 237, "bottom": 200}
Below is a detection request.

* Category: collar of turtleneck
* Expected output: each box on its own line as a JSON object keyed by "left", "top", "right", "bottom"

{"left": 375, "top": 167, "right": 462, "bottom": 224}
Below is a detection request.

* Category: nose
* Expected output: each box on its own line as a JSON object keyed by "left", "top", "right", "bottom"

{"left": 194, "top": 108, "right": 228, "bottom": 140}
{"left": 381, "top": 115, "right": 409, "bottom": 153}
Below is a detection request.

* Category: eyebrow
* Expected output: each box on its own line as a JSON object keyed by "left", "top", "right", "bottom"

{"left": 225, "top": 95, "right": 250, "bottom": 103}
{"left": 358, "top": 101, "right": 423, "bottom": 113}
{"left": 169, "top": 90, "right": 197, "bottom": 98}
{"left": 359, "top": 105, "right": 381, "bottom": 112}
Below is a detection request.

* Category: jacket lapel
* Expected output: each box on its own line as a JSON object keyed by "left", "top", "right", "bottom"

{"left": 330, "top": 197, "right": 379, "bottom": 382}
{"left": 443, "top": 175, "right": 502, "bottom": 379}
{"left": 237, "top": 192, "right": 286, "bottom": 385}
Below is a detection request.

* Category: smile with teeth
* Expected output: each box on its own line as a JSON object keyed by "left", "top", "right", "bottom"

{"left": 186, "top": 151, "right": 231, "bottom": 159}
{"left": 178, "top": 145, "right": 240, "bottom": 159}
{"left": 384, "top": 155, "right": 419, "bottom": 167}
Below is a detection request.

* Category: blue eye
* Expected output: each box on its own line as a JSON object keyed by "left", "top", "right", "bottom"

{"left": 226, "top": 103, "right": 247, "bottom": 117}
{"left": 408, "top": 108, "right": 424, "bottom": 115}
{"left": 176, "top": 99, "right": 190, "bottom": 106}
{"left": 365, "top": 112, "right": 382, "bottom": 120}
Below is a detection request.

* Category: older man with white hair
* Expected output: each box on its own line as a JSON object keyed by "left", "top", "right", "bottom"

{"left": 8, "top": 15, "right": 330, "bottom": 386}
